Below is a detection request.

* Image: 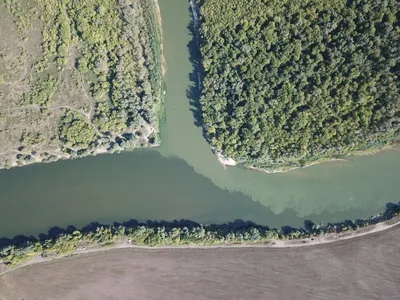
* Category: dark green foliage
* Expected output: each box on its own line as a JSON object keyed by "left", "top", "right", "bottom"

{"left": 59, "top": 111, "right": 97, "bottom": 149}
{"left": 198, "top": 0, "right": 400, "bottom": 169}
{"left": 1, "top": 202, "right": 399, "bottom": 267}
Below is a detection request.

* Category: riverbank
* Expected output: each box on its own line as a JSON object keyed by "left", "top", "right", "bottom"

{"left": 1, "top": 202, "right": 399, "bottom": 274}
{"left": 154, "top": 0, "right": 167, "bottom": 78}
{"left": 217, "top": 143, "right": 398, "bottom": 174}
{"left": 3, "top": 226, "right": 399, "bottom": 300}
{"left": 248, "top": 158, "right": 349, "bottom": 174}
{"left": 1, "top": 216, "right": 399, "bottom": 277}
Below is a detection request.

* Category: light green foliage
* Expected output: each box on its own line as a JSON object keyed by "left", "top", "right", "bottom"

{"left": 20, "top": 131, "right": 45, "bottom": 146}
{"left": 50, "top": 0, "right": 161, "bottom": 136}
{"left": 4, "top": 0, "right": 35, "bottom": 31}
{"left": 66, "top": 0, "right": 162, "bottom": 131}
{"left": 68, "top": 0, "right": 123, "bottom": 97}
{"left": 86, "top": 0, "right": 163, "bottom": 130}
{"left": 198, "top": 0, "right": 400, "bottom": 169}
{"left": 34, "top": 0, "right": 61, "bottom": 72}
{"left": 33, "top": 0, "right": 72, "bottom": 70}
{"left": 93, "top": 102, "right": 127, "bottom": 133}
{"left": 24, "top": 74, "right": 58, "bottom": 106}
{"left": 56, "top": 8, "right": 72, "bottom": 68}
{"left": 59, "top": 110, "right": 97, "bottom": 149}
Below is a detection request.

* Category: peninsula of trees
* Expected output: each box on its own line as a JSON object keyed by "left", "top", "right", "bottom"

{"left": 197, "top": 0, "right": 400, "bottom": 170}
{"left": 0, "top": 0, "right": 163, "bottom": 168}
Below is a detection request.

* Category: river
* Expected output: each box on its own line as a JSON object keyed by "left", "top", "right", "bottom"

{"left": 0, "top": 0, "right": 399, "bottom": 238}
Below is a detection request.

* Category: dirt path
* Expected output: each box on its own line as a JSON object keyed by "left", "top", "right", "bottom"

{"left": 0, "top": 102, "right": 104, "bottom": 137}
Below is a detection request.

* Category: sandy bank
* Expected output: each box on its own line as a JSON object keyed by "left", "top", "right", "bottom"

{"left": 216, "top": 151, "right": 237, "bottom": 166}
{"left": 217, "top": 144, "right": 398, "bottom": 174}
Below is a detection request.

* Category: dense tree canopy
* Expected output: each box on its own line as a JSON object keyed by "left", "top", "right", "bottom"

{"left": 198, "top": 0, "right": 400, "bottom": 169}
{"left": 59, "top": 111, "right": 97, "bottom": 149}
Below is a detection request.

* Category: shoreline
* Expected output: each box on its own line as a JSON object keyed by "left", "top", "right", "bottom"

{"left": 217, "top": 153, "right": 351, "bottom": 174}
{"left": 154, "top": 0, "right": 166, "bottom": 78}
{"left": 247, "top": 158, "right": 349, "bottom": 174}
{"left": 218, "top": 144, "right": 397, "bottom": 174}
{"left": 151, "top": 0, "right": 166, "bottom": 137}
{"left": 215, "top": 150, "right": 237, "bottom": 167}
{"left": 1, "top": 215, "right": 399, "bottom": 276}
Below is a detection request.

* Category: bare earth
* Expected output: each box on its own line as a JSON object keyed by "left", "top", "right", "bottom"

{"left": 1, "top": 226, "right": 399, "bottom": 300}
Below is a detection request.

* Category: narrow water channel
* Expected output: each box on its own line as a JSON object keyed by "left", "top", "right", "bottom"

{"left": 0, "top": 0, "right": 399, "bottom": 238}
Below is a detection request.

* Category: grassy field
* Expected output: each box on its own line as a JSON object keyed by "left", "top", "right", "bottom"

{"left": 0, "top": 0, "right": 163, "bottom": 169}
{"left": 0, "top": 225, "right": 399, "bottom": 300}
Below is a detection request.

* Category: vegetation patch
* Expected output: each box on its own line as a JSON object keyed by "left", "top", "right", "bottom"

{"left": 59, "top": 110, "right": 97, "bottom": 150}
{"left": 0, "top": 0, "right": 163, "bottom": 169}
{"left": 197, "top": 0, "right": 400, "bottom": 170}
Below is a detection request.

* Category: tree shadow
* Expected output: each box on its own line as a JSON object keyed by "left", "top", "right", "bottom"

{"left": 186, "top": 5, "right": 209, "bottom": 142}
{"left": 303, "top": 219, "right": 315, "bottom": 232}
{"left": 1, "top": 202, "right": 400, "bottom": 251}
{"left": 301, "top": 201, "right": 400, "bottom": 235}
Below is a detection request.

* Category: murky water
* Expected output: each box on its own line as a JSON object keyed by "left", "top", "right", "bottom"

{"left": 0, "top": 0, "right": 399, "bottom": 238}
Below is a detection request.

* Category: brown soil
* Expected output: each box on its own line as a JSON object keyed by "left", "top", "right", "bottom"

{"left": 1, "top": 225, "right": 399, "bottom": 300}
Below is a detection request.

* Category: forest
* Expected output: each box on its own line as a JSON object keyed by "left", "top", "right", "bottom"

{"left": 197, "top": 0, "right": 400, "bottom": 169}
{"left": 0, "top": 0, "right": 162, "bottom": 168}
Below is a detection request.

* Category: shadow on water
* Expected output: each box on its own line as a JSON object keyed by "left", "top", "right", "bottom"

{"left": 302, "top": 202, "right": 400, "bottom": 233}
{"left": 0, "top": 150, "right": 313, "bottom": 238}
{"left": 186, "top": 6, "right": 207, "bottom": 139}
{"left": 1, "top": 202, "right": 399, "bottom": 249}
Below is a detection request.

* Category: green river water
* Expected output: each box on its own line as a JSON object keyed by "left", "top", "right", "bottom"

{"left": 0, "top": 0, "right": 399, "bottom": 238}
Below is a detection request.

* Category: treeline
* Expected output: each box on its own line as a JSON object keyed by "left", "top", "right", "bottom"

{"left": 197, "top": 0, "right": 400, "bottom": 169}
{"left": 1, "top": 202, "right": 399, "bottom": 268}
